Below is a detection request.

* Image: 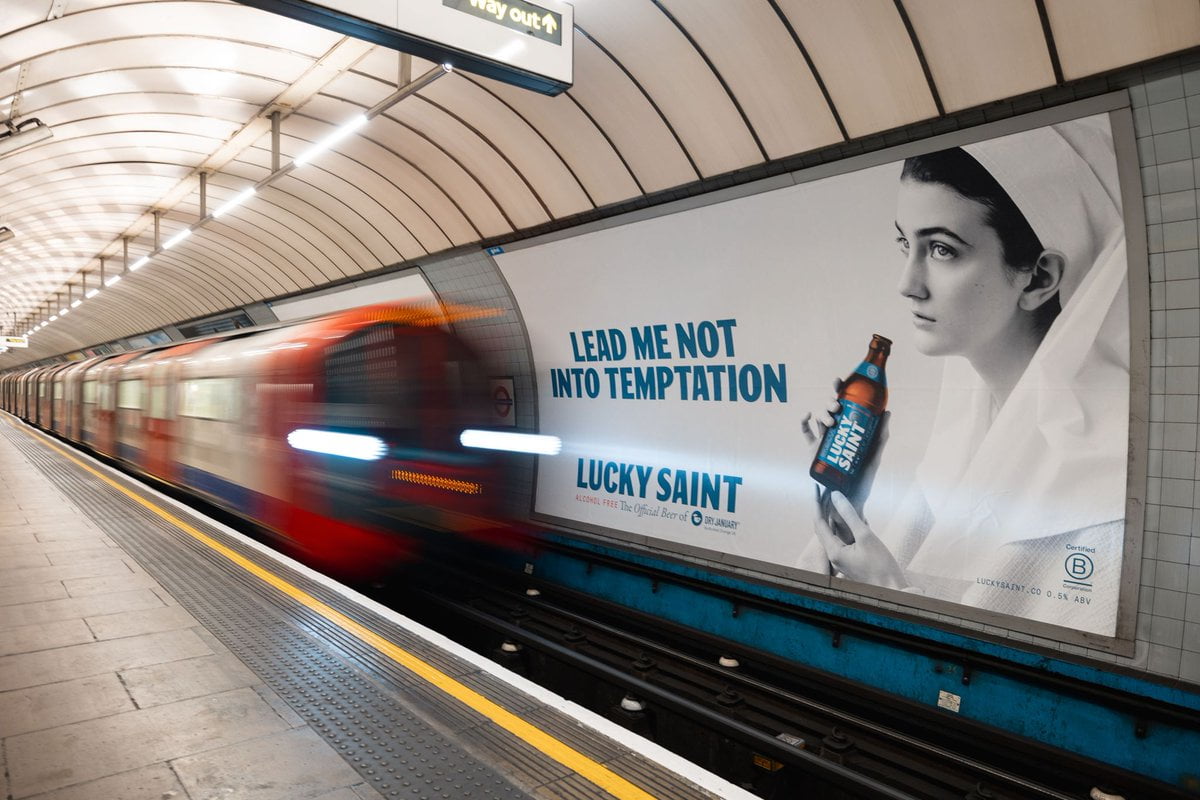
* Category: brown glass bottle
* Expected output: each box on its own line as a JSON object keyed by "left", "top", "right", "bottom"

{"left": 810, "top": 334, "right": 891, "bottom": 494}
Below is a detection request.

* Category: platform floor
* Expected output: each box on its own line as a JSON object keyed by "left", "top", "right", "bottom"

{"left": 0, "top": 415, "right": 748, "bottom": 800}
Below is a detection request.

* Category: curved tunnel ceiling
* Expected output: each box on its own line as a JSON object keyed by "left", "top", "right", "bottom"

{"left": 1, "top": 0, "right": 1198, "bottom": 364}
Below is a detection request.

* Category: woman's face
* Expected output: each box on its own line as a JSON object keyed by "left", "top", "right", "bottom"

{"left": 894, "top": 178, "right": 1029, "bottom": 360}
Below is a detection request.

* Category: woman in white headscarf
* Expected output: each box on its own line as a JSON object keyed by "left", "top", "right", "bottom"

{"left": 803, "top": 114, "right": 1129, "bottom": 635}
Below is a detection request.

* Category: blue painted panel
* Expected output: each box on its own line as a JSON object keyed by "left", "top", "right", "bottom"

{"left": 116, "top": 442, "right": 141, "bottom": 463}
{"left": 531, "top": 541, "right": 1200, "bottom": 789}
{"left": 544, "top": 535, "right": 1200, "bottom": 711}
{"left": 180, "top": 465, "right": 253, "bottom": 516}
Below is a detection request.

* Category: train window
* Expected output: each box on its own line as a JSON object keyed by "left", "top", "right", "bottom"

{"left": 82, "top": 380, "right": 97, "bottom": 403}
{"left": 53, "top": 380, "right": 64, "bottom": 400}
{"left": 324, "top": 324, "right": 418, "bottom": 433}
{"left": 99, "top": 381, "right": 114, "bottom": 411}
{"left": 117, "top": 379, "right": 144, "bottom": 410}
{"left": 150, "top": 385, "right": 168, "bottom": 419}
{"left": 180, "top": 378, "right": 239, "bottom": 421}
{"left": 39, "top": 382, "right": 46, "bottom": 398}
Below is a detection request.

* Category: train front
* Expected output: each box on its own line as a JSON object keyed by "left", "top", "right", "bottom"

{"left": 272, "top": 302, "right": 522, "bottom": 579}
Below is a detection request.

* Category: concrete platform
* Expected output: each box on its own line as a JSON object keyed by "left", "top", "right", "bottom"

{"left": 0, "top": 424, "right": 377, "bottom": 800}
{"left": 0, "top": 414, "right": 753, "bottom": 800}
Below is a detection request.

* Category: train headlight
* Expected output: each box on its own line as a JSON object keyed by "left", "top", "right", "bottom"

{"left": 287, "top": 429, "right": 386, "bottom": 460}
{"left": 460, "top": 429, "right": 562, "bottom": 455}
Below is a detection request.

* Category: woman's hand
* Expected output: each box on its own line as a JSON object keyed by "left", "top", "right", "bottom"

{"left": 800, "top": 380, "right": 842, "bottom": 454}
{"left": 813, "top": 491, "right": 908, "bottom": 589}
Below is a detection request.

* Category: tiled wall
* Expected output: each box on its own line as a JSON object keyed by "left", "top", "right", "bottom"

{"left": 1131, "top": 53, "right": 1200, "bottom": 682}
{"left": 420, "top": 250, "right": 538, "bottom": 512}
{"left": 419, "top": 51, "right": 1200, "bottom": 685}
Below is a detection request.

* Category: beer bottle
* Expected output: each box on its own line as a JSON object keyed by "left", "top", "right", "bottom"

{"left": 810, "top": 334, "right": 891, "bottom": 494}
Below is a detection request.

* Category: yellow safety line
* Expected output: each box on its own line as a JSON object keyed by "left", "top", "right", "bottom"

{"left": 5, "top": 417, "right": 658, "bottom": 800}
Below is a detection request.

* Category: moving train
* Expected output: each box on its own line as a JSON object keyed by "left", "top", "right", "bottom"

{"left": 0, "top": 301, "right": 518, "bottom": 578}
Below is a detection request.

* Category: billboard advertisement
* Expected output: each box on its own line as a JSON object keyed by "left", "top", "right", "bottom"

{"left": 496, "top": 111, "right": 1134, "bottom": 638}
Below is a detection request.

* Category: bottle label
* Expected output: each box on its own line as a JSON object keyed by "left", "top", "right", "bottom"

{"left": 854, "top": 361, "right": 885, "bottom": 385}
{"left": 815, "top": 399, "right": 880, "bottom": 477}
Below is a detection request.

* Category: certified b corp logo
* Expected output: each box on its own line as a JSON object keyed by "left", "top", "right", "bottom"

{"left": 691, "top": 510, "right": 703, "bottom": 526}
{"left": 1064, "top": 553, "right": 1094, "bottom": 581}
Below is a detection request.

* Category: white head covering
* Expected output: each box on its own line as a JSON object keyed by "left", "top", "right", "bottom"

{"left": 906, "top": 113, "right": 1129, "bottom": 580}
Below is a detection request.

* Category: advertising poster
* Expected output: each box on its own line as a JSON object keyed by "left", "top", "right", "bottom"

{"left": 496, "top": 112, "right": 1132, "bottom": 637}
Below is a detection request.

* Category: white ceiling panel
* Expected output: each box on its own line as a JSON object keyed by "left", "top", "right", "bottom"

{"left": 778, "top": 0, "right": 938, "bottom": 138}
{"left": 1047, "top": 0, "right": 1200, "bottom": 80}
{"left": 904, "top": 0, "right": 1056, "bottom": 112}
{"left": 572, "top": 0, "right": 763, "bottom": 177}
{"left": 469, "top": 74, "right": 641, "bottom": 208}
{"left": 656, "top": 0, "right": 843, "bottom": 159}
{"left": 566, "top": 37, "right": 697, "bottom": 194}
{"left": 29, "top": 37, "right": 315, "bottom": 85}
{"left": 417, "top": 75, "right": 595, "bottom": 219}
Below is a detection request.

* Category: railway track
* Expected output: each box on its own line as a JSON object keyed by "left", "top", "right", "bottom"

{"left": 385, "top": 556, "right": 1184, "bottom": 800}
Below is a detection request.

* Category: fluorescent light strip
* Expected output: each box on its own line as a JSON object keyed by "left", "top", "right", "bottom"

{"left": 85, "top": 288, "right": 99, "bottom": 298}
{"left": 459, "top": 429, "right": 562, "bottom": 455}
{"left": 294, "top": 114, "right": 367, "bottom": 166}
{"left": 71, "top": 299, "right": 81, "bottom": 308}
{"left": 286, "top": 429, "right": 386, "bottom": 461}
{"left": 48, "top": 314, "right": 57, "bottom": 321}
{"left": 104, "top": 274, "right": 121, "bottom": 287}
{"left": 162, "top": 228, "right": 191, "bottom": 249}
{"left": 213, "top": 186, "right": 256, "bottom": 218}
{"left": 59, "top": 308, "right": 69, "bottom": 316}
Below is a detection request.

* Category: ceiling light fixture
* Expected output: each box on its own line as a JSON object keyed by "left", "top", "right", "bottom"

{"left": 162, "top": 228, "right": 191, "bottom": 249}
{"left": 293, "top": 114, "right": 367, "bottom": 166}
{"left": 0, "top": 118, "right": 53, "bottom": 157}
{"left": 212, "top": 186, "right": 256, "bottom": 218}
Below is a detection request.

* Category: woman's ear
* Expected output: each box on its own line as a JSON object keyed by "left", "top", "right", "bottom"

{"left": 1018, "top": 250, "right": 1065, "bottom": 311}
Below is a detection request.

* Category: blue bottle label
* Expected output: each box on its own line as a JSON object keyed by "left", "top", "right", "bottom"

{"left": 854, "top": 360, "right": 885, "bottom": 385}
{"left": 815, "top": 399, "right": 880, "bottom": 477}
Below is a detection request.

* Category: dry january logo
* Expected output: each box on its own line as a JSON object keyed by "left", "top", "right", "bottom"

{"left": 444, "top": 0, "right": 562, "bottom": 45}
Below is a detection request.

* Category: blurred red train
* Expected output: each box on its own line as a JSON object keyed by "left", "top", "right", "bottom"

{"left": 0, "top": 302, "right": 518, "bottom": 578}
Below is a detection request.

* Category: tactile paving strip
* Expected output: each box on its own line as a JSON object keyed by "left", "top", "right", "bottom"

{"left": 6, "top": 423, "right": 724, "bottom": 800}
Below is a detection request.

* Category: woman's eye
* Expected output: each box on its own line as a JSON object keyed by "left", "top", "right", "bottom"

{"left": 895, "top": 236, "right": 909, "bottom": 254}
{"left": 930, "top": 242, "right": 956, "bottom": 260}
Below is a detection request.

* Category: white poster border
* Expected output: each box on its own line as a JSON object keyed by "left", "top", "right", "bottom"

{"left": 502, "top": 92, "right": 1146, "bottom": 655}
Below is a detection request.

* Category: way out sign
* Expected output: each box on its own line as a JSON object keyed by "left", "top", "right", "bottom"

{"left": 235, "top": 0, "right": 573, "bottom": 94}
{"left": 2, "top": 336, "right": 28, "bottom": 348}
